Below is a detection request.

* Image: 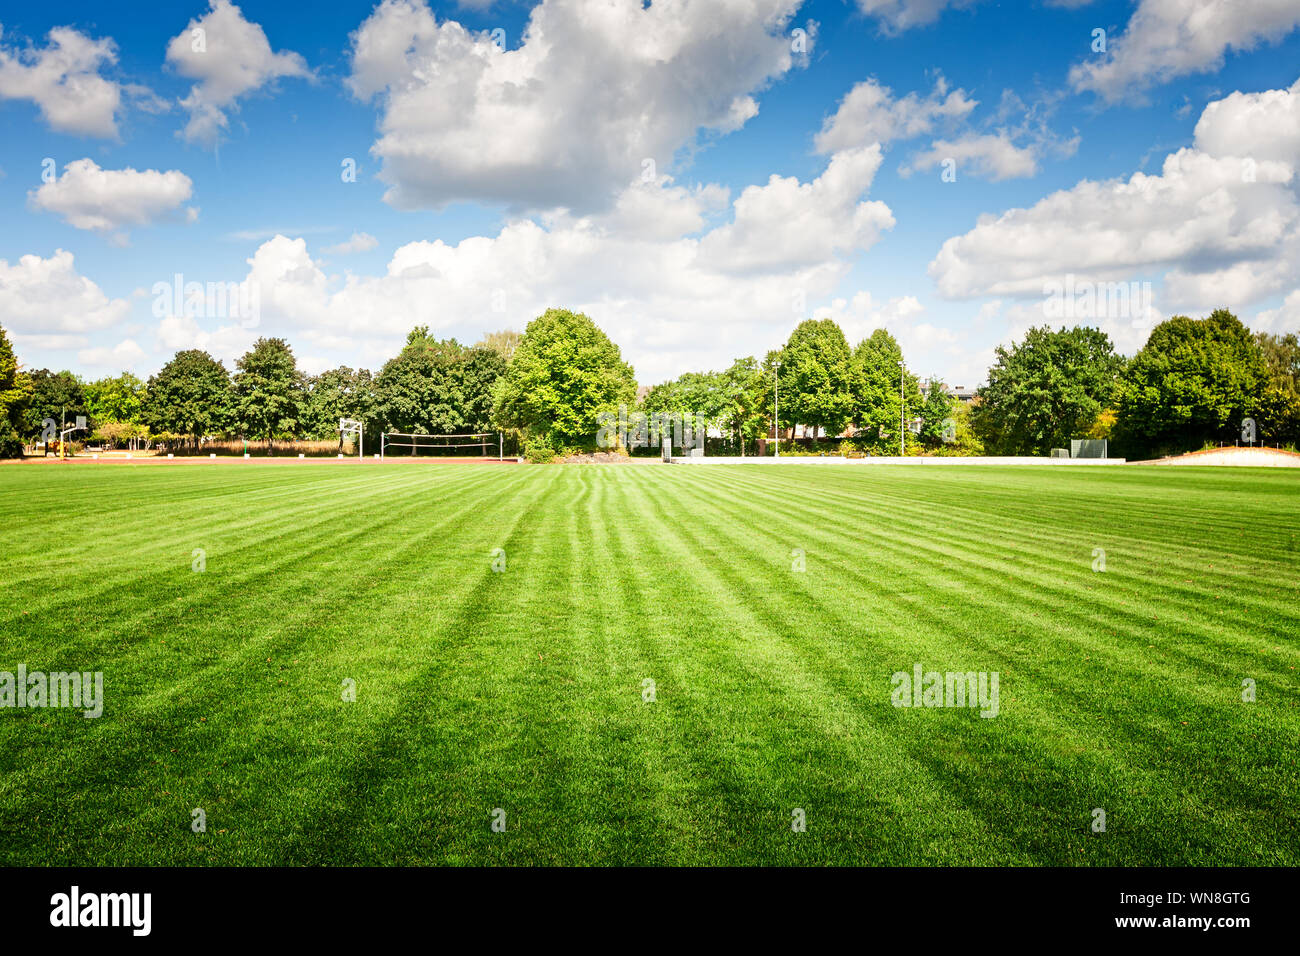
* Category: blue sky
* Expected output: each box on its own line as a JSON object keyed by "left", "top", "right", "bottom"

{"left": 2, "top": 0, "right": 1299, "bottom": 388}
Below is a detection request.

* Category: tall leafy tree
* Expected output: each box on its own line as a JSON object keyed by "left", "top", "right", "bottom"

{"left": 492, "top": 308, "right": 636, "bottom": 445}
{"left": 19, "top": 370, "right": 88, "bottom": 439}
{"left": 231, "top": 338, "right": 308, "bottom": 449}
{"left": 973, "top": 325, "right": 1122, "bottom": 455}
{"left": 305, "top": 367, "right": 375, "bottom": 444}
{"left": 919, "top": 378, "right": 957, "bottom": 449}
{"left": 145, "top": 350, "right": 232, "bottom": 448}
{"left": 778, "top": 319, "right": 853, "bottom": 439}
{"left": 85, "top": 373, "right": 147, "bottom": 425}
{"left": 1253, "top": 331, "right": 1300, "bottom": 445}
{"left": 1114, "top": 310, "right": 1265, "bottom": 457}
{"left": 849, "top": 329, "right": 921, "bottom": 451}
{"left": 720, "top": 357, "right": 769, "bottom": 454}
{"left": 373, "top": 334, "right": 505, "bottom": 439}
{"left": 0, "top": 324, "right": 32, "bottom": 457}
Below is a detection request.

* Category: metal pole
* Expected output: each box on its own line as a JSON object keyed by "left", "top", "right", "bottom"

{"left": 899, "top": 361, "right": 904, "bottom": 457}
{"left": 499, "top": 432, "right": 503, "bottom": 461}
{"left": 359, "top": 422, "right": 364, "bottom": 462}
{"left": 774, "top": 360, "right": 781, "bottom": 458}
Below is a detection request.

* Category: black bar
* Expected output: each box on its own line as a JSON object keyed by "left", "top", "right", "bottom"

{"left": 0, "top": 866, "right": 1284, "bottom": 942}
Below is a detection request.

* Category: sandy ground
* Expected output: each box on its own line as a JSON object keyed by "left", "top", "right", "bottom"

{"left": 1136, "top": 446, "right": 1300, "bottom": 467}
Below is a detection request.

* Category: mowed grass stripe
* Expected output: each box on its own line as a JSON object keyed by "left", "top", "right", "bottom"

{"left": 0, "top": 463, "right": 1295, "bottom": 865}
{"left": 0, "top": 465, "right": 536, "bottom": 864}
{"left": 675, "top": 466, "right": 1297, "bottom": 862}
{"left": 610, "top": 467, "right": 1025, "bottom": 863}
{"left": 708, "top": 466, "right": 1298, "bottom": 678}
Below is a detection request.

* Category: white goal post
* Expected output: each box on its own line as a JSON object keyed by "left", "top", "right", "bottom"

{"left": 338, "top": 418, "right": 363, "bottom": 461}
{"left": 380, "top": 431, "right": 503, "bottom": 460}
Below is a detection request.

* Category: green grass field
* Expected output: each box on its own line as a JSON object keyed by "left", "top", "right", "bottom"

{"left": 1, "top": 462, "right": 1297, "bottom": 866}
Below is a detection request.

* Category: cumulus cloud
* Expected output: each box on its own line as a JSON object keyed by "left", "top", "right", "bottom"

{"left": 78, "top": 338, "right": 146, "bottom": 370}
{"left": 347, "top": 0, "right": 805, "bottom": 212}
{"left": 698, "top": 146, "right": 894, "bottom": 273}
{"left": 29, "top": 159, "right": 196, "bottom": 234}
{"left": 855, "top": 0, "right": 980, "bottom": 34}
{"left": 1070, "top": 0, "right": 1300, "bottom": 101}
{"left": 1254, "top": 289, "right": 1300, "bottom": 334}
{"left": 322, "top": 232, "right": 380, "bottom": 255}
{"left": 903, "top": 132, "right": 1038, "bottom": 181}
{"left": 194, "top": 148, "right": 893, "bottom": 383}
{"left": 928, "top": 78, "right": 1300, "bottom": 317}
{"left": 166, "top": 0, "right": 310, "bottom": 146}
{"left": 0, "top": 250, "right": 130, "bottom": 333}
{"left": 0, "top": 25, "right": 123, "bottom": 137}
{"left": 815, "top": 76, "right": 976, "bottom": 153}
{"left": 817, "top": 77, "right": 1070, "bottom": 182}
{"left": 155, "top": 314, "right": 259, "bottom": 363}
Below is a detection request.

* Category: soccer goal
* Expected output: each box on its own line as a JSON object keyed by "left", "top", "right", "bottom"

{"left": 380, "top": 432, "right": 503, "bottom": 460}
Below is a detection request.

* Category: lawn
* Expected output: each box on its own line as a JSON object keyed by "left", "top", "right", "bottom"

{"left": 0, "top": 461, "right": 1296, "bottom": 866}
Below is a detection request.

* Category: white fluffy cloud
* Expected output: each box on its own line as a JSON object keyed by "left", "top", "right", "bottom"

{"left": 1070, "top": 0, "right": 1300, "bottom": 101}
{"left": 323, "top": 232, "right": 379, "bottom": 255}
{"left": 903, "top": 132, "right": 1038, "bottom": 181}
{"left": 1254, "top": 289, "right": 1300, "bottom": 334}
{"left": 928, "top": 78, "right": 1300, "bottom": 316}
{"left": 194, "top": 149, "right": 892, "bottom": 383}
{"left": 166, "top": 0, "right": 309, "bottom": 146}
{"left": 815, "top": 76, "right": 976, "bottom": 153}
{"left": 0, "top": 25, "right": 123, "bottom": 137}
{"left": 855, "top": 0, "right": 979, "bottom": 34}
{"left": 78, "top": 338, "right": 146, "bottom": 370}
{"left": 155, "top": 314, "right": 259, "bottom": 363}
{"left": 698, "top": 146, "right": 894, "bottom": 273}
{"left": 347, "top": 0, "right": 805, "bottom": 212}
{"left": 29, "top": 159, "right": 196, "bottom": 234}
{"left": 816, "top": 77, "right": 1066, "bottom": 182}
{"left": 0, "top": 250, "right": 130, "bottom": 333}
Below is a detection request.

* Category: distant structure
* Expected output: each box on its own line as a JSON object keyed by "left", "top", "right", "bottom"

{"left": 920, "top": 382, "right": 977, "bottom": 403}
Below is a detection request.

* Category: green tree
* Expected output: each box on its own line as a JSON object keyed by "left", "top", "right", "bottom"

{"left": 145, "top": 350, "right": 232, "bottom": 449}
{"left": 0, "top": 324, "right": 32, "bottom": 457}
{"left": 720, "top": 357, "right": 769, "bottom": 455}
{"left": 305, "top": 367, "right": 376, "bottom": 445}
{"left": 231, "top": 338, "right": 308, "bottom": 450}
{"left": 20, "top": 369, "right": 88, "bottom": 440}
{"left": 919, "top": 378, "right": 957, "bottom": 449}
{"left": 1114, "top": 310, "right": 1266, "bottom": 457}
{"left": 973, "top": 325, "right": 1122, "bottom": 456}
{"left": 778, "top": 319, "right": 853, "bottom": 440}
{"left": 849, "top": 329, "right": 921, "bottom": 452}
{"left": 373, "top": 335, "right": 505, "bottom": 442}
{"left": 85, "top": 372, "right": 146, "bottom": 425}
{"left": 1253, "top": 331, "right": 1300, "bottom": 445}
{"left": 492, "top": 308, "right": 636, "bottom": 445}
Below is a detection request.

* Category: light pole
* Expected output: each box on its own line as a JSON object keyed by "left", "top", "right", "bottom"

{"left": 899, "top": 360, "right": 905, "bottom": 457}
{"left": 773, "top": 360, "right": 781, "bottom": 458}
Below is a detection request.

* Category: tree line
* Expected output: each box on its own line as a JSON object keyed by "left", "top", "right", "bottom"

{"left": 1, "top": 305, "right": 1295, "bottom": 461}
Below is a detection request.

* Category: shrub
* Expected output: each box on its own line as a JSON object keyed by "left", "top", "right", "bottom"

{"left": 524, "top": 434, "right": 557, "bottom": 463}
{"left": 0, "top": 429, "right": 23, "bottom": 459}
